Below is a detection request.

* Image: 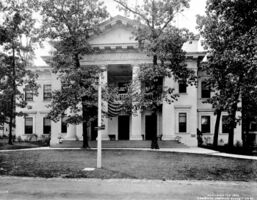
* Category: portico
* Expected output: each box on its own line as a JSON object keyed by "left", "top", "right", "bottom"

{"left": 63, "top": 15, "right": 198, "bottom": 145}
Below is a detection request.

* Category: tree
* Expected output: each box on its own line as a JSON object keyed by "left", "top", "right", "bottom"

{"left": 114, "top": 0, "right": 196, "bottom": 148}
{"left": 0, "top": 0, "right": 38, "bottom": 145}
{"left": 197, "top": 0, "right": 257, "bottom": 147}
{"left": 39, "top": 0, "right": 108, "bottom": 148}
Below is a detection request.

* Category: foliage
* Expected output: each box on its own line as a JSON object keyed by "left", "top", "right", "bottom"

{"left": 0, "top": 0, "right": 39, "bottom": 145}
{"left": 114, "top": 0, "right": 196, "bottom": 113}
{"left": 39, "top": 0, "right": 108, "bottom": 148}
{"left": 197, "top": 0, "right": 257, "bottom": 147}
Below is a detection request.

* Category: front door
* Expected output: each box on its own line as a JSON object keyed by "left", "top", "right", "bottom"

{"left": 91, "top": 119, "right": 98, "bottom": 141}
{"left": 145, "top": 114, "right": 157, "bottom": 140}
{"left": 118, "top": 116, "right": 130, "bottom": 140}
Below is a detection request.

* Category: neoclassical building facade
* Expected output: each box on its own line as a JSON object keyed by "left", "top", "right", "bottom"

{"left": 15, "top": 16, "right": 243, "bottom": 147}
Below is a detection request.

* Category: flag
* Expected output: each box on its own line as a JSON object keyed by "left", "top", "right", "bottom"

{"left": 108, "top": 97, "right": 122, "bottom": 118}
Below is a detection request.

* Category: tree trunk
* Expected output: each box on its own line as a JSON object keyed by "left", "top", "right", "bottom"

{"left": 244, "top": 119, "right": 250, "bottom": 148}
{"left": 241, "top": 96, "right": 250, "bottom": 148}
{"left": 82, "top": 122, "right": 89, "bottom": 148}
{"left": 8, "top": 46, "right": 16, "bottom": 145}
{"left": 8, "top": 116, "right": 13, "bottom": 145}
{"left": 153, "top": 55, "right": 158, "bottom": 65}
{"left": 82, "top": 104, "right": 89, "bottom": 148}
{"left": 213, "top": 109, "right": 221, "bottom": 147}
{"left": 228, "top": 103, "right": 237, "bottom": 147}
{"left": 150, "top": 112, "right": 159, "bottom": 149}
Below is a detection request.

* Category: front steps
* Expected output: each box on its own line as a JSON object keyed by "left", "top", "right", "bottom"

{"left": 51, "top": 140, "right": 188, "bottom": 149}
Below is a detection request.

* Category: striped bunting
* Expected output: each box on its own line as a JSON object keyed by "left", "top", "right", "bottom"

{"left": 108, "top": 98, "right": 122, "bottom": 118}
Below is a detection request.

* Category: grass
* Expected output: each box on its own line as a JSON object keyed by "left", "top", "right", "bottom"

{"left": 201, "top": 145, "right": 257, "bottom": 156}
{"left": 0, "top": 149, "right": 257, "bottom": 181}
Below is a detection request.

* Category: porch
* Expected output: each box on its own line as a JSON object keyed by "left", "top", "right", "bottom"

{"left": 51, "top": 140, "right": 188, "bottom": 149}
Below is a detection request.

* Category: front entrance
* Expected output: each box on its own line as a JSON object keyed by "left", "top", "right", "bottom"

{"left": 90, "top": 119, "right": 98, "bottom": 141}
{"left": 145, "top": 114, "right": 157, "bottom": 140}
{"left": 118, "top": 115, "right": 130, "bottom": 140}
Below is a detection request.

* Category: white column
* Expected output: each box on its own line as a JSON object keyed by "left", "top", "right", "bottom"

{"left": 162, "top": 76, "right": 175, "bottom": 140}
{"left": 131, "top": 65, "right": 142, "bottom": 140}
{"left": 100, "top": 65, "right": 109, "bottom": 140}
{"left": 76, "top": 103, "right": 83, "bottom": 140}
{"left": 66, "top": 123, "right": 77, "bottom": 140}
{"left": 36, "top": 113, "right": 43, "bottom": 137}
{"left": 50, "top": 120, "right": 61, "bottom": 145}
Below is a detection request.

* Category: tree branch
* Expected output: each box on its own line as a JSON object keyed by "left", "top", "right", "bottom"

{"left": 113, "top": 0, "right": 152, "bottom": 28}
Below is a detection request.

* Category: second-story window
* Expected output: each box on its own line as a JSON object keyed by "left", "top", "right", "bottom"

{"left": 222, "top": 116, "right": 230, "bottom": 133}
{"left": 61, "top": 118, "right": 67, "bottom": 133}
{"left": 201, "top": 81, "right": 211, "bottom": 98}
{"left": 179, "top": 81, "right": 187, "bottom": 93}
{"left": 25, "top": 86, "right": 33, "bottom": 101}
{"left": 43, "top": 84, "right": 52, "bottom": 101}
{"left": 118, "top": 82, "right": 128, "bottom": 94}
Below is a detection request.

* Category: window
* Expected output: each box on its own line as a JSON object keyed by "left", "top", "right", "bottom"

{"left": 25, "top": 117, "right": 33, "bottom": 134}
{"left": 201, "top": 116, "right": 211, "bottom": 133}
{"left": 222, "top": 116, "right": 230, "bottom": 133}
{"left": 25, "top": 87, "right": 33, "bottom": 101}
{"left": 43, "top": 118, "right": 51, "bottom": 134}
{"left": 43, "top": 84, "right": 52, "bottom": 101}
{"left": 179, "top": 81, "right": 187, "bottom": 93}
{"left": 118, "top": 82, "right": 128, "bottom": 94}
{"left": 201, "top": 81, "right": 211, "bottom": 98}
{"left": 61, "top": 118, "right": 67, "bottom": 133}
{"left": 179, "top": 113, "right": 187, "bottom": 133}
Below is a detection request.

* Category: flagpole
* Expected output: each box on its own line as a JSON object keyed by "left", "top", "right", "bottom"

{"left": 97, "top": 71, "right": 102, "bottom": 169}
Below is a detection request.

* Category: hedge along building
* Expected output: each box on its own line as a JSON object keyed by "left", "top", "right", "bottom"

{"left": 15, "top": 15, "right": 243, "bottom": 146}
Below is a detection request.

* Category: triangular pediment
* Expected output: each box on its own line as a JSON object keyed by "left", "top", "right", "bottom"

{"left": 89, "top": 15, "right": 139, "bottom": 46}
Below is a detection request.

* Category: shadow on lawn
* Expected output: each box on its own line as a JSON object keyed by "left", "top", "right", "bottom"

{"left": 201, "top": 144, "right": 257, "bottom": 156}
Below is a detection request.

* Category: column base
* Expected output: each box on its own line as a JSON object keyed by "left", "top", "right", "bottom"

{"left": 162, "top": 135, "right": 176, "bottom": 140}
{"left": 64, "top": 137, "right": 77, "bottom": 141}
{"left": 130, "top": 135, "right": 143, "bottom": 140}
{"left": 96, "top": 135, "right": 109, "bottom": 141}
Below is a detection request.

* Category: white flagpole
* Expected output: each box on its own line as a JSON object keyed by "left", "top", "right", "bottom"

{"left": 97, "top": 71, "right": 102, "bottom": 168}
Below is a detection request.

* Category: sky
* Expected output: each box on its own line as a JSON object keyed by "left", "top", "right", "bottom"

{"left": 104, "top": 0, "right": 207, "bottom": 33}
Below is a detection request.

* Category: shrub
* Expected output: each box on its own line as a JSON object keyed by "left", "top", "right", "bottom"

{"left": 17, "top": 136, "right": 22, "bottom": 143}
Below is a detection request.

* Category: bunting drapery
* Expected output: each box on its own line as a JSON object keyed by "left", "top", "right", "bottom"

{"left": 107, "top": 97, "right": 122, "bottom": 118}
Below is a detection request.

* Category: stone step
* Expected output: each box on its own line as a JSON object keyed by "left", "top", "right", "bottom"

{"left": 51, "top": 140, "right": 188, "bottom": 149}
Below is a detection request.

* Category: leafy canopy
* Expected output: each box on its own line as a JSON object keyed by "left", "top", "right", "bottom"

{"left": 39, "top": 0, "right": 108, "bottom": 124}
{"left": 0, "top": 0, "right": 39, "bottom": 126}
{"left": 114, "top": 0, "right": 195, "bottom": 113}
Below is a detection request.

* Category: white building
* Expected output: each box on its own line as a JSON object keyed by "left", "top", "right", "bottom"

{"left": 15, "top": 16, "right": 243, "bottom": 147}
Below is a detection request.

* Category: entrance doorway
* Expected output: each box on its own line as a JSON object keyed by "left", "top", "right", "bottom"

{"left": 90, "top": 119, "right": 98, "bottom": 141}
{"left": 145, "top": 114, "right": 157, "bottom": 140}
{"left": 118, "top": 115, "right": 130, "bottom": 140}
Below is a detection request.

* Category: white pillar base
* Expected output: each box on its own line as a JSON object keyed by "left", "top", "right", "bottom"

{"left": 130, "top": 135, "right": 143, "bottom": 140}
{"left": 162, "top": 135, "right": 175, "bottom": 140}
{"left": 65, "top": 124, "right": 77, "bottom": 140}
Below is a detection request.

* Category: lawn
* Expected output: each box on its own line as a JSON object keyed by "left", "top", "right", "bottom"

{"left": 0, "top": 149, "right": 257, "bottom": 181}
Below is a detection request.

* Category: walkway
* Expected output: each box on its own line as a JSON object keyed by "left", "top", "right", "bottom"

{"left": 0, "top": 176, "right": 256, "bottom": 200}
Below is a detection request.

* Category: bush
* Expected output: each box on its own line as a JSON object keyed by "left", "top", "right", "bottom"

{"left": 235, "top": 140, "right": 242, "bottom": 148}
{"left": 28, "top": 134, "right": 38, "bottom": 142}
{"left": 17, "top": 136, "right": 22, "bottom": 143}
{"left": 41, "top": 134, "right": 51, "bottom": 146}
